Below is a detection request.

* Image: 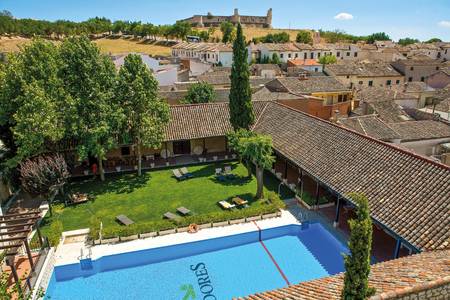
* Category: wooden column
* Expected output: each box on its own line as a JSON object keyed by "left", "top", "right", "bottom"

{"left": 334, "top": 197, "right": 341, "bottom": 227}
{"left": 24, "top": 239, "right": 34, "bottom": 270}
{"left": 284, "top": 159, "right": 288, "bottom": 179}
{"left": 393, "top": 238, "right": 402, "bottom": 259}
{"left": 299, "top": 169, "right": 304, "bottom": 198}
{"left": 7, "top": 256, "right": 23, "bottom": 298}
{"left": 164, "top": 142, "right": 168, "bottom": 162}
{"left": 36, "top": 226, "right": 44, "bottom": 249}
{"left": 315, "top": 181, "right": 320, "bottom": 206}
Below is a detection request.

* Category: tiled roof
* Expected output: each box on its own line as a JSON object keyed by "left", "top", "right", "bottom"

{"left": 239, "top": 249, "right": 450, "bottom": 300}
{"left": 252, "top": 87, "right": 305, "bottom": 101}
{"left": 367, "top": 101, "right": 413, "bottom": 123}
{"left": 389, "top": 120, "right": 450, "bottom": 141}
{"left": 355, "top": 86, "right": 417, "bottom": 103}
{"left": 288, "top": 59, "right": 321, "bottom": 66}
{"left": 325, "top": 62, "right": 401, "bottom": 77}
{"left": 253, "top": 102, "right": 450, "bottom": 251}
{"left": 394, "top": 57, "right": 443, "bottom": 66}
{"left": 338, "top": 115, "right": 401, "bottom": 141}
{"left": 262, "top": 43, "right": 300, "bottom": 52}
{"left": 163, "top": 101, "right": 269, "bottom": 141}
{"left": 172, "top": 42, "right": 232, "bottom": 52}
{"left": 267, "top": 77, "right": 350, "bottom": 94}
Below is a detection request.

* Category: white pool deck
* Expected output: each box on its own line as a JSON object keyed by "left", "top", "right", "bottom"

{"left": 53, "top": 210, "right": 299, "bottom": 267}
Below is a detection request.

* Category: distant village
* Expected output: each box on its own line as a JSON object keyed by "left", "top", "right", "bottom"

{"left": 113, "top": 12, "right": 450, "bottom": 168}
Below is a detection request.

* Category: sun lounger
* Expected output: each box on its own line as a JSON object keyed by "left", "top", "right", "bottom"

{"left": 163, "top": 212, "right": 182, "bottom": 221}
{"left": 116, "top": 215, "right": 134, "bottom": 226}
{"left": 177, "top": 207, "right": 191, "bottom": 215}
{"left": 180, "top": 167, "right": 193, "bottom": 178}
{"left": 218, "top": 200, "right": 236, "bottom": 210}
{"left": 224, "top": 166, "right": 232, "bottom": 174}
{"left": 215, "top": 168, "right": 222, "bottom": 175}
{"left": 232, "top": 197, "right": 249, "bottom": 207}
{"left": 173, "top": 169, "right": 186, "bottom": 181}
{"left": 68, "top": 193, "right": 89, "bottom": 205}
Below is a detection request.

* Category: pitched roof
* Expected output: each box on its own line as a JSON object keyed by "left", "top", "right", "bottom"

{"left": 355, "top": 86, "right": 418, "bottom": 103}
{"left": 325, "top": 62, "right": 402, "bottom": 77}
{"left": 253, "top": 102, "right": 450, "bottom": 251}
{"left": 268, "top": 77, "right": 350, "bottom": 94}
{"left": 288, "top": 59, "right": 321, "bottom": 66}
{"left": 394, "top": 57, "right": 443, "bottom": 66}
{"left": 389, "top": 120, "right": 450, "bottom": 141}
{"left": 367, "top": 101, "right": 413, "bottom": 123}
{"left": 252, "top": 87, "right": 306, "bottom": 101}
{"left": 240, "top": 249, "right": 450, "bottom": 300}
{"left": 163, "top": 101, "right": 269, "bottom": 141}
{"left": 338, "top": 115, "right": 401, "bottom": 141}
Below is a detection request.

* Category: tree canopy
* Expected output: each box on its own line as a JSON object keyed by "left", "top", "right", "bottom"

{"left": 319, "top": 54, "right": 337, "bottom": 65}
{"left": 398, "top": 37, "right": 420, "bottom": 46}
{"left": 253, "top": 32, "right": 290, "bottom": 43}
{"left": 183, "top": 82, "right": 216, "bottom": 104}
{"left": 220, "top": 21, "right": 235, "bottom": 43}
{"left": 341, "top": 193, "right": 376, "bottom": 300}
{"left": 296, "top": 30, "right": 313, "bottom": 44}
{"left": 366, "top": 32, "right": 391, "bottom": 44}
{"left": 229, "top": 23, "right": 254, "bottom": 130}
{"left": 116, "top": 54, "right": 170, "bottom": 176}
{"left": 425, "top": 38, "right": 442, "bottom": 43}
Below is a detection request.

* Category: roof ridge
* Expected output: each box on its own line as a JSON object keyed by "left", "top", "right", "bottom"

{"left": 271, "top": 101, "right": 450, "bottom": 171}
{"left": 250, "top": 101, "right": 271, "bottom": 131}
{"left": 357, "top": 118, "right": 368, "bottom": 136}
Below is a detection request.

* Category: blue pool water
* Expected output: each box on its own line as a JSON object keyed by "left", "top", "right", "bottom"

{"left": 45, "top": 222, "right": 348, "bottom": 299}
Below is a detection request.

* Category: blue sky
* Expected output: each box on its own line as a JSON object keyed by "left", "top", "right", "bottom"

{"left": 2, "top": 0, "right": 450, "bottom": 41}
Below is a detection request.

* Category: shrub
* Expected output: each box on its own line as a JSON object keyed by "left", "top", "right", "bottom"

{"left": 47, "top": 220, "right": 63, "bottom": 246}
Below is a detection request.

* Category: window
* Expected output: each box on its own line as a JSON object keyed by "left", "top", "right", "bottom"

{"left": 358, "top": 81, "right": 363, "bottom": 85}
{"left": 310, "top": 52, "right": 314, "bottom": 59}
{"left": 436, "top": 66, "right": 439, "bottom": 70}
{"left": 121, "top": 147, "right": 130, "bottom": 156}
{"left": 336, "top": 51, "right": 340, "bottom": 57}
{"left": 280, "top": 53, "right": 284, "bottom": 58}
{"left": 346, "top": 52, "right": 350, "bottom": 56}
{"left": 346, "top": 75, "right": 350, "bottom": 79}
{"left": 304, "top": 53, "right": 307, "bottom": 59}
{"left": 314, "top": 67, "right": 318, "bottom": 72}
{"left": 288, "top": 53, "right": 292, "bottom": 58}
{"left": 354, "top": 52, "right": 358, "bottom": 57}
{"left": 338, "top": 95, "right": 343, "bottom": 102}
{"left": 317, "top": 53, "right": 321, "bottom": 58}
{"left": 295, "top": 53, "right": 298, "bottom": 58}
{"left": 410, "top": 67, "right": 414, "bottom": 71}
{"left": 396, "top": 79, "right": 400, "bottom": 84}
{"left": 420, "top": 76, "right": 425, "bottom": 82}
{"left": 207, "top": 53, "right": 210, "bottom": 59}
{"left": 368, "top": 81, "right": 373, "bottom": 86}
{"left": 408, "top": 77, "right": 413, "bottom": 82}
{"left": 386, "top": 80, "right": 392, "bottom": 86}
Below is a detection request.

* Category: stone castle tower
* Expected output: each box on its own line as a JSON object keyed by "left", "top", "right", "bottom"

{"left": 267, "top": 8, "right": 273, "bottom": 28}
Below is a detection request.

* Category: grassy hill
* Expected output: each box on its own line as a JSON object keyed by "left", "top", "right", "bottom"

{"left": 0, "top": 36, "right": 172, "bottom": 56}
{"left": 200, "top": 27, "right": 313, "bottom": 42}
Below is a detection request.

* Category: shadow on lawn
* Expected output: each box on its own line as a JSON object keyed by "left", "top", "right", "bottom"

{"left": 70, "top": 173, "right": 151, "bottom": 197}
{"left": 186, "top": 162, "right": 239, "bottom": 178}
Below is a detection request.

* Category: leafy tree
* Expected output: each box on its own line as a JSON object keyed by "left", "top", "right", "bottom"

{"left": 237, "top": 134, "right": 274, "bottom": 199}
{"left": 319, "top": 54, "right": 337, "bottom": 65}
{"left": 59, "top": 36, "right": 121, "bottom": 181}
{"left": 296, "top": 30, "right": 313, "bottom": 44}
{"left": 271, "top": 53, "right": 281, "bottom": 64}
{"left": 183, "top": 82, "right": 216, "bottom": 104}
{"left": 0, "top": 40, "right": 68, "bottom": 169}
{"left": 171, "top": 21, "right": 192, "bottom": 40}
{"left": 366, "top": 32, "right": 390, "bottom": 44}
{"left": 227, "top": 129, "right": 255, "bottom": 178}
{"left": 229, "top": 23, "right": 254, "bottom": 130}
{"left": 255, "top": 32, "right": 290, "bottom": 43}
{"left": 425, "top": 38, "right": 442, "bottom": 43}
{"left": 341, "top": 193, "right": 376, "bottom": 300}
{"left": 220, "top": 21, "right": 235, "bottom": 43}
{"left": 116, "top": 54, "right": 170, "bottom": 176}
{"left": 398, "top": 37, "right": 419, "bottom": 46}
{"left": 0, "top": 10, "right": 13, "bottom": 17}
{"left": 20, "top": 154, "right": 69, "bottom": 215}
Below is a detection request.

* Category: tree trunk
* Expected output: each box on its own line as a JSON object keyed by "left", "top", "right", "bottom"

{"left": 256, "top": 165, "right": 264, "bottom": 199}
{"left": 244, "top": 159, "right": 252, "bottom": 178}
{"left": 98, "top": 156, "right": 105, "bottom": 181}
{"left": 137, "top": 143, "right": 142, "bottom": 176}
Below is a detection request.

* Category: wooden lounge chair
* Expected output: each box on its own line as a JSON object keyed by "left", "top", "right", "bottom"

{"left": 218, "top": 200, "right": 236, "bottom": 210}
{"left": 177, "top": 207, "right": 191, "bottom": 216}
{"left": 163, "top": 212, "right": 182, "bottom": 222}
{"left": 224, "top": 166, "right": 236, "bottom": 179}
{"left": 116, "top": 215, "right": 134, "bottom": 226}
{"left": 172, "top": 169, "right": 186, "bottom": 181}
{"left": 215, "top": 168, "right": 223, "bottom": 175}
{"left": 180, "top": 167, "right": 193, "bottom": 178}
{"left": 232, "top": 197, "right": 249, "bottom": 207}
{"left": 68, "top": 193, "right": 89, "bottom": 205}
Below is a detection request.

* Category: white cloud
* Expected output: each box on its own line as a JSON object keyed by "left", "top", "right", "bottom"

{"left": 438, "top": 20, "right": 450, "bottom": 28}
{"left": 334, "top": 13, "right": 354, "bottom": 21}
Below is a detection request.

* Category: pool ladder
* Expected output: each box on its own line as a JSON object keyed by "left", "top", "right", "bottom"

{"left": 79, "top": 247, "right": 92, "bottom": 260}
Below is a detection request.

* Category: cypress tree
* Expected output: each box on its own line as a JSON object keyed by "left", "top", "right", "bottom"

{"left": 341, "top": 193, "right": 376, "bottom": 300}
{"left": 229, "top": 23, "right": 254, "bottom": 130}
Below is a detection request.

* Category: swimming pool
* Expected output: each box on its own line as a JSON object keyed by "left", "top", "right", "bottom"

{"left": 45, "top": 222, "right": 348, "bottom": 299}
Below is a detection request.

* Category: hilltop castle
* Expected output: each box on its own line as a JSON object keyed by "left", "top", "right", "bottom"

{"left": 180, "top": 8, "right": 272, "bottom": 28}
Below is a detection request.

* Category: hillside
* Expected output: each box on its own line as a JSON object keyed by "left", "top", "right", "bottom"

{"left": 0, "top": 36, "right": 172, "bottom": 56}
{"left": 198, "top": 27, "right": 314, "bottom": 42}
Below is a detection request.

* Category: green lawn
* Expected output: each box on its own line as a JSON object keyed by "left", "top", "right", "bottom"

{"left": 40, "top": 162, "right": 293, "bottom": 234}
